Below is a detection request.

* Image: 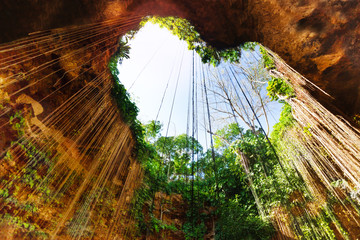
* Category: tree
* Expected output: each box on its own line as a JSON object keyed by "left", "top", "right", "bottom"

{"left": 208, "top": 123, "right": 275, "bottom": 239}
{"left": 207, "top": 49, "right": 272, "bottom": 135}
{"left": 153, "top": 134, "right": 202, "bottom": 181}
{"left": 144, "top": 120, "right": 162, "bottom": 143}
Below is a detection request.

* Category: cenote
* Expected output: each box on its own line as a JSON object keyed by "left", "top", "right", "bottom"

{"left": 0, "top": 1, "right": 360, "bottom": 239}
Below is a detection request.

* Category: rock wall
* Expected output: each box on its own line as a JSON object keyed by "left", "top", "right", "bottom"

{"left": 0, "top": 13, "right": 142, "bottom": 237}
{"left": 0, "top": 1, "right": 359, "bottom": 238}
{"left": 0, "top": 0, "right": 359, "bottom": 118}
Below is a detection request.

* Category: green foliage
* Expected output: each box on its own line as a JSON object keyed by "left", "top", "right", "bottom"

{"left": 107, "top": 33, "right": 295, "bottom": 237}
{"left": 303, "top": 123, "right": 312, "bottom": 137}
{"left": 109, "top": 38, "right": 152, "bottom": 162}
{"left": 130, "top": 122, "right": 168, "bottom": 234}
{"left": 182, "top": 220, "right": 206, "bottom": 240}
{"left": 0, "top": 139, "right": 52, "bottom": 236}
{"left": 144, "top": 120, "right": 162, "bottom": 142}
{"left": 270, "top": 103, "right": 295, "bottom": 143}
{"left": 144, "top": 16, "right": 242, "bottom": 66}
{"left": 0, "top": 124, "right": 54, "bottom": 238}
{"left": 267, "top": 77, "right": 295, "bottom": 102}
{"left": 233, "top": 128, "right": 301, "bottom": 207}
{"left": 151, "top": 216, "right": 178, "bottom": 233}
{"left": 4, "top": 150, "right": 13, "bottom": 161}
{"left": 109, "top": 38, "right": 131, "bottom": 73}
{"left": 111, "top": 78, "right": 139, "bottom": 124}
{"left": 299, "top": 209, "right": 336, "bottom": 240}
{"left": 108, "top": 30, "right": 287, "bottom": 240}
{"left": 9, "top": 111, "right": 26, "bottom": 136}
{"left": 353, "top": 114, "right": 360, "bottom": 125}
{"left": 130, "top": 128, "right": 209, "bottom": 237}
{"left": 109, "top": 39, "right": 131, "bottom": 112}
{"left": 21, "top": 202, "right": 38, "bottom": 213}
{"left": 0, "top": 189, "right": 9, "bottom": 198}
{"left": 241, "top": 42, "right": 258, "bottom": 51}
{"left": 215, "top": 123, "right": 306, "bottom": 208}
{"left": 18, "top": 140, "right": 52, "bottom": 165}
{"left": 143, "top": 17, "right": 200, "bottom": 50}
{"left": 15, "top": 140, "right": 53, "bottom": 196}
{"left": 0, "top": 213, "right": 47, "bottom": 238}
{"left": 216, "top": 200, "right": 274, "bottom": 240}
{"left": 214, "top": 123, "right": 243, "bottom": 149}
{"left": 131, "top": 186, "right": 153, "bottom": 233}
{"left": 261, "top": 45, "right": 295, "bottom": 110}
{"left": 153, "top": 134, "right": 203, "bottom": 180}
{"left": 133, "top": 120, "right": 285, "bottom": 238}
{"left": 260, "top": 46, "right": 275, "bottom": 70}
{"left": 330, "top": 179, "right": 345, "bottom": 188}
{"left": 112, "top": 17, "right": 339, "bottom": 239}
{"left": 201, "top": 126, "right": 280, "bottom": 237}
{"left": 323, "top": 206, "right": 349, "bottom": 239}
{"left": 261, "top": 44, "right": 296, "bottom": 149}
{"left": 195, "top": 46, "right": 241, "bottom": 66}
{"left": 266, "top": 75, "right": 338, "bottom": 239}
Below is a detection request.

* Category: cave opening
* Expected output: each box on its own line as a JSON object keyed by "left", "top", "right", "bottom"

{"left": 116, "top": 18, "right": 282, "bottom": 146}
{"left": 110, "top": 17, "right": 284, "bottom": 239}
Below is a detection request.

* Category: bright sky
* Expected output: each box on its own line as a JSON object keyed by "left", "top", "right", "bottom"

{"left": 118, "top": 22, "right": 281, "bottom": 147}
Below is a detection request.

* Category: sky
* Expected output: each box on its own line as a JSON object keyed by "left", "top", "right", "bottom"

{"left": 117, "top": 22, "right": 281, "bottom": 147}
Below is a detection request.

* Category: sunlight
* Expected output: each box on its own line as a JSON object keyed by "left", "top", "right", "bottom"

{"left": 118, "top": 22, "right": 193, "bottom": 138}
{"left": 117, "top": 22, "right": 281, "bottom": 146}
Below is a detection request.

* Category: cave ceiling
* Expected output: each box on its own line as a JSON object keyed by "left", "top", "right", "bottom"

{"left": 1, "top": 0, "right": 359, "bottom": 118}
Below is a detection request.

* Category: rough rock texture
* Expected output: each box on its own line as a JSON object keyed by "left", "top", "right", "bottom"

{"left": 0, "top": 1, "right": 359, "bottom": 238}
{"left": 139, "top": 192, "right": 215, "bottom": 240}
{"left": 0, "top": 13, "right": 140, "bottom": 237}
{"left": 147, "top": 192, "right": 188, "bottom": 240}
{"left": 0, "top": 0, "right": 359, "bottom": 119}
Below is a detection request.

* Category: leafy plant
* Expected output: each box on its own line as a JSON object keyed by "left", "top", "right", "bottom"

{"left": 109, "top": 38, "right": 152, "bottom": 162}
{"left": 270, "top": 103, "right": 295, "bottom": 143}
{"left": 150, "top": 216, "right": 178, "bottom": 233}
{"left": 9, "top": 111, "right": 26, "bottom": 136}
{"left": 182, "top": 221, "right": 206, "bottom": 240}
{"left": 267, "top": 77, "right": 295, "bottom": 102}
{"left": 260, "top": 46, "right": 275, "bottom": 70}
{"left": 216, "top": 200, "right": 274, "bottom": 240}
{"left": 4, "top": 150, "right": 12, "bottom": 161}
{"left": 143, "top": 16, "right": 242, "bottom": 66}
{"left": 0, "top": 189, "right": 9, "bottom": 198}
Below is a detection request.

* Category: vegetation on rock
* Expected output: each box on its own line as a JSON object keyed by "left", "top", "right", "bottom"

{"left": 143, "top": 16, "right": 246, "bottom": 66}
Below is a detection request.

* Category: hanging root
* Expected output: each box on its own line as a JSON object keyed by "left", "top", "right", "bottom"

{"left": 265, "top": 46, "right": 360, "bottom": 239}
